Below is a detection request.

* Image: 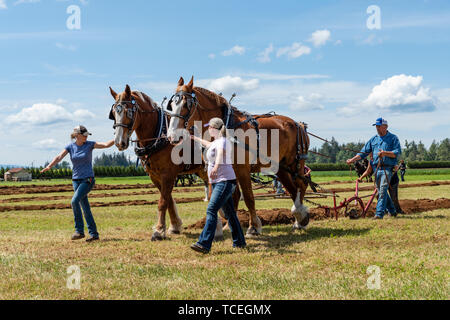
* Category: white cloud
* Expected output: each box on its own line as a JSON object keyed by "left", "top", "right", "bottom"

{"left": 32, "top": 139, "right": 64, "bottom": 151}
{"left": 276, "top": 42, "right": 311, "bottom": 59}
{"left": 222, "top": 45, "right": 246, "bottom": 56}
{"left": 14, "top": 0, "right": 40, "bottom": 5}
{"left": 55, "top": 43, "right": 77, "bottom": 51}
{"left": 338, "top": 75, "right": 436, "bottom": 115}
{"left": 73, "top": 109, "right": 95, "bottom": 119}
{"left": 309, "top": 29, "right": 331, "bottom": 47}
{"left": 0, "top": 0, "right": 7, "bottom": 9}
{"left": 362, "top": 75, "right": 436, "bottom": 112}
{"left": 208, "top": 53, "right": 216, "bottom": 59}
{"left": 361, "top": 34, "right": 383, "bottom": 46}
{"left": 257, "top": 44, "right": 274, "bottom": 63}
{"left": 240, "top": 72, "right": 330, "bottom": 81}
{"left": 290, "top": 94, "right": 325, "bottom": 111}
{"left": 5, "top": 103, "right": 95, "bottom": 126}
{"left": 206, "top": 76, "right": 259, "bottom": 95}
{"left": 43, "top": 63, "right": 104, "bottom": 77}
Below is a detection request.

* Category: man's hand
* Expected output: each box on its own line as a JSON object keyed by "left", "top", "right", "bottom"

{"left": 347, "top": 155, "right": 362, "bottom": 165}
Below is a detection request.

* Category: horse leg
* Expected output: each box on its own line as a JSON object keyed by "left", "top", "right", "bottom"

{"left": 167, "top": 197, "right": 183, "bottom": 235}
{"left": 150, "top": 175, "right": 167, "bottom": 241}
{"left": 276, "top": 169, "right": 308, "bottom": 230}
{"left": 294, "top": 162, "right": 310, "bottom": 229}
{"left": 236, "top": 167, "right": 262, "bottom": 237}
{"left": 163, "top": 178, "right": 183, "bottom": 236}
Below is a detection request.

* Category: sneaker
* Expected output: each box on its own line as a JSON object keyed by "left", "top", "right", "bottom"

{"left": 389, "top": 213, "right": 398, "bottom": 218}
{"left": 71, "top": 233, "right": 85, "bottom": 241}
{"left": 190, "top": 243, "right": 209, "bottom": 254}
{"left": 86, "top": 236, "right": 100, "bottom": 243}
{"left": 372, "top": 215, "right": 383, "bottom": 220}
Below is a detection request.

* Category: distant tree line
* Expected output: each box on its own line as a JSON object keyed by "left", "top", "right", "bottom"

{"left": 308, "top": 138, "right": 450, "bottom": 164}
{"left": 93, "top": 153, "right": 135, "bottom": 167}
{"left": 0, "top": 166, "right": 148, "bottom": 180}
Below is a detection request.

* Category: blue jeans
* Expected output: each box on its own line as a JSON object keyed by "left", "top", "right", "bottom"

{"left": 197, "top": 181, "right": 246, "bottom": 251}
{"left": 375, "top": 169, "right": 396, "bottom": 218}
{"left": 72, "top": 177, "right": 98, "bottom": 237}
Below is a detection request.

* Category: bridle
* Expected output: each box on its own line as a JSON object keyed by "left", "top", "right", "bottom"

{"left": 166, "top": 90, "right": 199, "bottom": 129}
{"left": 109, "top": 97, "right": 157, "bottom": 141}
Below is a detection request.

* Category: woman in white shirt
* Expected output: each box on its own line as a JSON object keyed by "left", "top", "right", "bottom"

{"left": 190, "top": 118, "right": 246, "bottom": 253}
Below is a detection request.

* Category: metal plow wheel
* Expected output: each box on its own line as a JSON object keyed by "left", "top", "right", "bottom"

{"left": 343, "top": 197, "right": 365, "bottom": 219}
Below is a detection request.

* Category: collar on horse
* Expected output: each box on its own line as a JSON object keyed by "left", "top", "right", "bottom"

{"left": 134, "top": 105, "right": 170, "bottom": 159}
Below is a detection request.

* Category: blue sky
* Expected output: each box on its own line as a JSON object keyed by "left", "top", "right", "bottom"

{"left": 1, "top": 0, "right": 449, "bottom": 166}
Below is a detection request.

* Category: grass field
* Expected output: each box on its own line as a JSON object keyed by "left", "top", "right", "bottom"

{"left": 0, "top": 172, "right": 449, "bottom": 300}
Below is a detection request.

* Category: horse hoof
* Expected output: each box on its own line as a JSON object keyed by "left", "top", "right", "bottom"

{"left": 292, "top": 222, "right": 306, "bottom": 231}
{"left": 151, "top": 234, "right": 165, "bottom": 242}
{"left": 246, "top": 227, "right": 261, "bottom": 238}
{"left": 300, "top": 212, "right": 310, "bottom": 228}
{"left": 214, "top": 236, "right": 224, "bottom": 242}
{"left": 168, "top": 229, "right": 181, "bottom": 235}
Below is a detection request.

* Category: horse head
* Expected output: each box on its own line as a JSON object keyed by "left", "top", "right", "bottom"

{"left": 166, "top": 76, "right": 196, "bottom": 144}
{"left": 108, "top": 84, "right": 156, "bottom": 151}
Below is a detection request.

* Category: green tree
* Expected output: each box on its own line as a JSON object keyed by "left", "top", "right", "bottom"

{"left": 427, "top": 140, "right": 438, "bottom": 161}
{"left": 437, "top": 138, "right": 450, "bottom": 161}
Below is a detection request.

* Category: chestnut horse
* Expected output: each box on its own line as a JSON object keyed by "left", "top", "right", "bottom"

{"left": 108, "top": 85, "right": 240, "bottom": 241}
{"left": 166, "top": 77, "right": 310, "bottom": 237}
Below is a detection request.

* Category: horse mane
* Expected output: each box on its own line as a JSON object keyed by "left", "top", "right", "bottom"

{"left": 193, "top": 87, "right": 228, "bottom": 108}
{"left": 132, "top": 91, "right": 158, "bottom": 111}
{"left": 192, "top": 86, "right": 278, "bottom": 121}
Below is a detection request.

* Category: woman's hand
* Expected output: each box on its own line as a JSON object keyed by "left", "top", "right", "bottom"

{"left": 40, "top": 166, "right": 51, "bottom": 174}
{"left": 210, "top": 166, "right": 219, "bottom": 180}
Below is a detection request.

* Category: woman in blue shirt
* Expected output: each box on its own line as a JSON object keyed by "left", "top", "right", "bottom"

{"left": 41, "top": 126, "right": 114, "bottom": 242}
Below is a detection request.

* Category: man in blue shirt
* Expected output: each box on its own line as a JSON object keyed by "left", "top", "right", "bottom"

{"left": 347, "top": 118, "right": 402, "bottom": 219}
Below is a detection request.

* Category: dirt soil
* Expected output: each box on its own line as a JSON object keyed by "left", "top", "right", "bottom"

{"left": 1, "top": 180, "right": 448, "bottom": 197}
{"left": 187, "top": 198, "right": 450, "bottom": 229}
{"left": 0, "top": 184, "right": 204, "bottom": 196}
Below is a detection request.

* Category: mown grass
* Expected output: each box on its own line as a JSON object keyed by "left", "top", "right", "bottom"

{"left": 0, "top": 176, "right": 449, "bottom": 300}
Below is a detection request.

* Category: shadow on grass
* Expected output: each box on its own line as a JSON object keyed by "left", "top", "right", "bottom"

{"left": 182, "top": 225, "right": 372, "bottom": 254}
{"left": 395, "top": 214, "right": 447, "bottom": 220}
{"left": 248, "top": 226, "right": 372, "bottom": 253}
{"left": 101, "top": 237, "right": 148, "bottom": 242}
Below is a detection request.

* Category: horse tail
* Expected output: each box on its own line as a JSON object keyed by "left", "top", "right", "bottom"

{"left": 297, "top": 122, "right": 309, "bottom": 156}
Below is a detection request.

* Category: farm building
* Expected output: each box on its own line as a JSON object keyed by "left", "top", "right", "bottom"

{"left": 4, "top": 168, "right": 32, "bottom": 182}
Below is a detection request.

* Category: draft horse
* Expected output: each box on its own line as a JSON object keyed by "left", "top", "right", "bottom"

{"left": 108, "top": 85, "right": 240, "bottom": 241}
{"left": 166, "top": 77, "right": 311, "bottom": 237}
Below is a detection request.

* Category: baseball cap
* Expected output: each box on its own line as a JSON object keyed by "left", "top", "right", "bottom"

{"left": 203, "top": 118, "right": 224, "bottom": 130}
{"left": 373, "top": 118, "right": 388, "bottom": 126}
{"left": 73, "top": 125, "right": 92, "bottom": 136}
